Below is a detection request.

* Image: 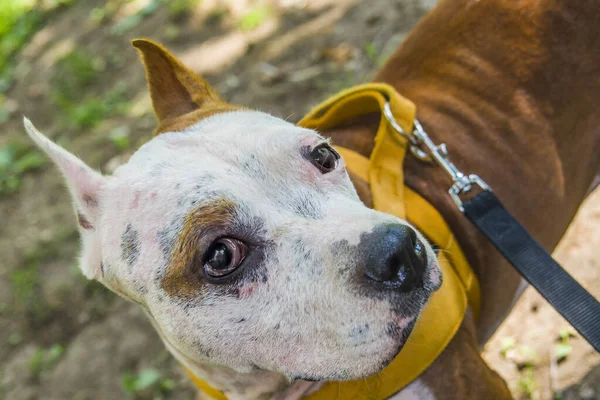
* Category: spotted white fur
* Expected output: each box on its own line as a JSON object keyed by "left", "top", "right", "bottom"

{"left": 24, "top": 110, "right": 441, "bottom": 399}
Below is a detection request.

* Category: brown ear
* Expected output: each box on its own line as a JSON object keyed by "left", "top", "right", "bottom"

{"left": 132, "top": 38, "right": 242, "bottom": 135}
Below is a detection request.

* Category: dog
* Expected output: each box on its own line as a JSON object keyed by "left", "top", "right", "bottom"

{"left": 23, "top": 0, "right": 600, "bottom": 399}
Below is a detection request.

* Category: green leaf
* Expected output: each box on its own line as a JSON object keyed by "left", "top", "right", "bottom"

{"left": 109, "top": 126, "right": 130, "bottom": 151}
{"left": 134, "top": 368, "right": 161, "bottom": 391}
{"left": 166, "top": 0, "right": 201, "bottom": 17}
{"left": 559, "top": 328, "right": 573, "bottom": 341}
{"left": 13, "top": 152, "right": 45, "bottom": 173}
{"left": 28, "top": 348, "right": 45, "bottom": 375}
{"left": 517, "top": 367, "right": 536, "bottom": 398}
{"left": 364, "top": 43, "right": 378, "bottom": 62}
{"left": 554, "top": 343, "right": 572, "bottom": 361}
{"left": 89, "top": 7, "right": 106, "bottom": 23}
{"left": 121, "top": 372, "right": 137, "bottom": 394}
{"left": 1, "top": 174, "right": 21, "bottom": 194}
{"left": 554, "top": 391, "right": 564, "bottom": 400}
{"left": 46, "top": 344, "right": 65, "bottom": 364}
{"left": 0, "top": 106, "right": 9, "bottom": 123}
{"left": 0, "top": 144, "right": 16, "bottom": 170}
{"left": 7, "top": 332, "right": 22, "bottom": 346}
{"left": 159, "top": 378, "right": 175, "bottom": 392}
{"left": 500, "top": 336, "right": 516, "bottom": 357}
{"left": 239, "top": 6, "right": 271, "bottom": 31}
{"left": 519, "top": 345, "right": 538, "bottom": 359}
{"left": 517, "top": 345, "right": 539, "bottom": 368}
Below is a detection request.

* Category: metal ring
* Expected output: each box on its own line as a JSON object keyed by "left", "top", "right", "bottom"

{"left": 382, "top": 102, "right": 417, "bottom": 144}
{"left": 382, "top": 102, "right": 432, "bottom": 162}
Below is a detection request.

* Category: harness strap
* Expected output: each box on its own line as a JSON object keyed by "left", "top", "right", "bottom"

{"left": 463, "top": 191, "right": 600, "bottom": 352}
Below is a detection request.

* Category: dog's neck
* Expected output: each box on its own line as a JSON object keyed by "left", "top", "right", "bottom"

{"left": 184, "top": 361, "right": 289, "bottom": 400}
{"left": 146, "top": 309, "right": 318, "bottom": 399}
{"left": 179, "top": 359, "right": 323, "bottom": 400}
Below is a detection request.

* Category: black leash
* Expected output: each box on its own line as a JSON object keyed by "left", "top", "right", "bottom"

{"left": 463, "top": 190, "right": 600, "bottom": 353}
{"left": 382, "top": 103, "right": 600, "bottom": 353}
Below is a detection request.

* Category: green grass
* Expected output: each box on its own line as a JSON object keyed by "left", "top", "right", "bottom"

{"left": 239, "top": 5, "right": 271, "bottom": 31}
{"left": 108, "top": 126, "right": 131, "bottom": 151}
{"left": 53, "top": 50, "right": 98, "bottom": 91}
{"left": 50, "top": 51, "right": 132, "bottom": 130}
{"left": 0, "top": 0, "right": 40, "bottom": 64}
{"left": 121, "top": 368, "right": 175, "bottom": 398}
{"left": 517, "top": 367, "right": 537, "bottom": 399}
{"left": 513, "top": 345, "right": 540, "bottom": 400}
{"left": 65, "top": 83, "right": 132, "bottom": 130}
{"left": 0, "top": 6, "right": 43, "bottom": 92}
{"left": 500, "top": 336, "right": 516, "bottom": 358}
{"left": 554, "top": 327, "right": 574, "bottom": 363}
{"left": 364, "top": 43, "right": 378, "bottom": 63}
{"left": 7, "top": 332, "right": 22, "bottom": 346}
{"left": 364, "top": 42, "right": 389, "bottom": 68}
{"left": 0, "top": 96, "right": 10, "bottom": 123}
{"left": 165, "top": 0, "right": 201, "bottom": 18}
{"left": 0, "top": 141, "right": 46, "bottom": 196}
{"left": 10, "top": 264, "right": 40, "bottom": 312}
{"left": 10, "top": 228, "right": 78, "bottom": 319}
{"left": 28, "top": 344, "right": 65, "bottom": 377}
{"left": 0, "top": 0, "right": 77, "bottom": 92}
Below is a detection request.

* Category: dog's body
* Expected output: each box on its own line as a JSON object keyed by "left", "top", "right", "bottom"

{"left": 328, "top": 0, "right": 600, "bottom": 397}
{"left": 24, "top": 0, "right": 600, "bottom": 399}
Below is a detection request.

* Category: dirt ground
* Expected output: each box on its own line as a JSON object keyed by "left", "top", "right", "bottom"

{"left": 0, "top": 1, "right": 598, "bottom": 399}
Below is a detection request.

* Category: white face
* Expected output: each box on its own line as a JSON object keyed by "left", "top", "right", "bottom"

{"left": 26, "top": 110, "right": 442, "bottom": 381}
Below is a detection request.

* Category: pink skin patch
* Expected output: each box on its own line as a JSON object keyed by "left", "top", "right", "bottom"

{"left": 391, "top": 315, "right": 414, "bottom": 330}
{"left": 131, "top": 191, "right": 141, "bottom": 209}
{"left": 237, "top": 283, "right": 258, "bottom": 298}
{"left": 428, "top": 261, "right": 442, "bottom": 288}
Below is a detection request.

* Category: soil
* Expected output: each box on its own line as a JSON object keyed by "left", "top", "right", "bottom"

{"left": 0, "top": 1, "right": 598, "bottom": 399}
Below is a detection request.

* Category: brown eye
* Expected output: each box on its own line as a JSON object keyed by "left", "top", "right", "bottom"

{"left": 309, "top": 143, "right": 340, "bottom": 173}
{"left": 204, "top": 238, "right": 247, "bottom": 278}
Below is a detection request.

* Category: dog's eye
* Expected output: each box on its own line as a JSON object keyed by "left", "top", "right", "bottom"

{"left": 204, "top": 238, "right": 247, "bottom": 278}
{"left": 309, "top": 143, "right": 340, "bottom": 173}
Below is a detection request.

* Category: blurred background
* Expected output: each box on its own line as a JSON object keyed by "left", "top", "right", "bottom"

{"left": 0, "top": 0, "right": 598, "bottom": 399}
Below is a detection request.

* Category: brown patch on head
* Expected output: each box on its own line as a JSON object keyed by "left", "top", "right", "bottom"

{"left": 132, "top": 39, "right": 244, "bottom": 135}
{"left": 161, "top": 198, "right": 238, "bottom": 299}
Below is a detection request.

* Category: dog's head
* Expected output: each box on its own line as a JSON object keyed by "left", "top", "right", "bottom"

{"left": 25, "top": 40, "right": 441, "bottom": 382}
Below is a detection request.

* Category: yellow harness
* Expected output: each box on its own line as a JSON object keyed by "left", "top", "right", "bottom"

{"left": 185, "top": 84, "right": 480, "bottom": 399}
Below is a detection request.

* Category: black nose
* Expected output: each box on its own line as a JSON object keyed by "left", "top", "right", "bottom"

{"left": 363, "top": 224, "right": 427, "bottom": 292}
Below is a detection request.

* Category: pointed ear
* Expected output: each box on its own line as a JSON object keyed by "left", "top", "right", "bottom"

{"left": 132, "top": 38, "right": 241, "bottom": 134}
{"left": 24, "top": 118, "right": 105, "bottom": 279}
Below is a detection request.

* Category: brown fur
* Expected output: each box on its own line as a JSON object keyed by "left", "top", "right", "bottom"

{"left": 325, "top": 0, "right": 600, "bottom": 397}
{"left": 419, "top": 313, "right": 512, "bottom": 399}
{"left": 162, "top": 198, "right": 238, "bottom": 299}
{"left": 329, "top": 0, "right": 600, "bottom": 341}
{"left": 132, "top": 39, "right": 244, "bottom": 135}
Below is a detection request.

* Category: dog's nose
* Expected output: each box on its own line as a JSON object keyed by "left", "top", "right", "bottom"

{"left": 364, "top": 224, "right": 427, "bottom": 292}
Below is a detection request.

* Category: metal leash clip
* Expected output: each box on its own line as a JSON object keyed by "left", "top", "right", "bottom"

{"left": 383, "top": 102, "right": 491, "bottom": 211}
